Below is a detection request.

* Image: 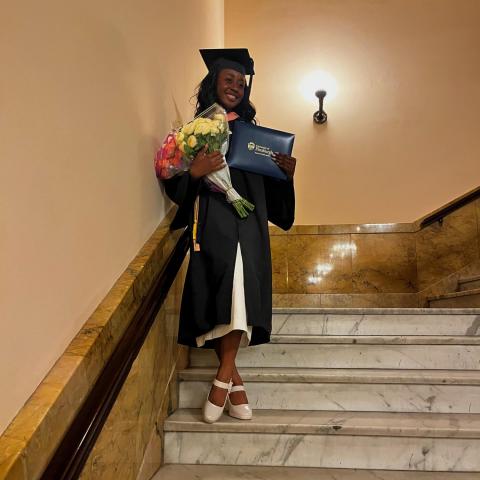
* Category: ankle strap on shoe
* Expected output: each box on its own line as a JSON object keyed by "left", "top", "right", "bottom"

{"left": 230, "top": 385, "right": 245, "bottom": 393}
{"left": 213, "top": 378, "right": 232, "bottom": 390}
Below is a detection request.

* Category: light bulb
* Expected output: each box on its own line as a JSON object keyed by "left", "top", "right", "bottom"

{"left": 299, "top": 70, "right": 338, "bottom": 102}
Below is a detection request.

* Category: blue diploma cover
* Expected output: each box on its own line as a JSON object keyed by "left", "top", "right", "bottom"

{"left": 227, "top": 122, "right": 295, "bottom": 180}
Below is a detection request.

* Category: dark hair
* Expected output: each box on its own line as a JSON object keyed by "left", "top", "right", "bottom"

{"left": 194, "top": 68, "right": 256, "bottom": 123}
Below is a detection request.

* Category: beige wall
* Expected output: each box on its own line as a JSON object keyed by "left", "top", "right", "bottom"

{"left": 225, "top": 0, "right": 480, "bottom": 224}
{"left": 0, "top": 0, "right": 223, "bottom": 435}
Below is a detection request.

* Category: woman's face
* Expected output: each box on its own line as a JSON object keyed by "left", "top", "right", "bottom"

{"left": 216, "top": 68, "right": 245, "bottom": 111}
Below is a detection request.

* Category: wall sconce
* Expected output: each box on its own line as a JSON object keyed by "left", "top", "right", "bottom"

{"left": 313, "top": 90, "right": 327, "bottom": 124}
{"left": 300, "top": 70, "right": 336, "bottom": 124}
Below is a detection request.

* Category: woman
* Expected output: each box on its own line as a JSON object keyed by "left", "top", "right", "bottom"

{"left": 163, "top": 48, "right": 296, "bottom": 423}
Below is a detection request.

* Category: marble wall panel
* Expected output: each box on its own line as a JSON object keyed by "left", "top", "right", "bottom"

{"left": 476, "top": 198, "right": 480, "bottom": 257}
{"left": 272, "top": 198, "right": 480, "bottom": 303}
{"left": 272, "top": 293, "right": 417, "bottom": 308}
{"left": 416, "top": 203, "right": 479, "bottom": 291}
{"left": 268, "top": 225, "right": 285, "bottom": 236}
{"left": 287, "top": 235, "right": 353, "bottom": 294}
{"left": 270, "top": 235, "right": 288, "bottom": 293}
{"left": 0, "top": 354, "right": 91, "bottom": 479}
{"left": 0, "top": 435, "right": 27, "bottom": 480}
{"left": 272, "top": 294, "right": 322, "bottom": 308}
{"left": 269, "top": 223, "right": 416, "bottom": 235}
{"left": 319, "top": 293, "right": 419, "bottom": 308}
{"left": 270, "top": 194, "right": 480, "bottom": 303}
{"left": 136, "top": 420, "right": 163, "bottom": 480}
{"left": 351, "top": 233, "right": 417, "bottom": 293}
{"left": 287, "top": 225, "right": 319, "bottom": 235}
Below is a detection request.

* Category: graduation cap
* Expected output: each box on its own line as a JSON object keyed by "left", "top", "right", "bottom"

{"left": 199, "top": 48, "right": 255, "bottom": 94}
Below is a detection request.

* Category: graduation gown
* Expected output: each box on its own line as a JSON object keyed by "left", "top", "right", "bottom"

{"left": 163, "top": 120, "right": 295, "bottom": 348}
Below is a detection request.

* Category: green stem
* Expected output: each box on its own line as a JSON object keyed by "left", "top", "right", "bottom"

{"left": 242, "top": 199, "right": 255, "bottom": 211}
{"left": 232, "top": 198, "right": 255, "bottom": 218}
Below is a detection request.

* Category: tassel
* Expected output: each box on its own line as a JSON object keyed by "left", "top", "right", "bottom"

{"left": 193, "top": 195, "right": 201, "bottom": 252}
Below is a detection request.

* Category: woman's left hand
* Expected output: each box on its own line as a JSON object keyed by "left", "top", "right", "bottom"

{"left": 271, "top": 152, "right": 296, "bottom": 180}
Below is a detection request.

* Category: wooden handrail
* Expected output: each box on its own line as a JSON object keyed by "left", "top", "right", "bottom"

{"left": 419, "top": 187, "right": 480, "bottom": 229}
{"left": 41, "top": 229, "right": 189, "bottom": 480}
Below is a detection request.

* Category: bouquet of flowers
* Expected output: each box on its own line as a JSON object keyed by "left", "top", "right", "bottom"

{"left": 155, "top": 103, "right": 255, "bottom": 218}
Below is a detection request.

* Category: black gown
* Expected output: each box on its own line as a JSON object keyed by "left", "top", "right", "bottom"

{"left": 163, "top": 119, "right": 295, "bottom": 348}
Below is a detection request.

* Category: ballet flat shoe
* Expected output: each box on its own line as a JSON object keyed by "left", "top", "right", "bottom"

{"left": 226, "top": 384, "right": 252, "bottom": 420}
{"left": 202, "top": 378, "right": 232, "bottom": 424}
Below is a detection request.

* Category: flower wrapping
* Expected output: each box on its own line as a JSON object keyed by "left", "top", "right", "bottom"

{"left": 155, "top": 103, "right": 255, "bottom": 218}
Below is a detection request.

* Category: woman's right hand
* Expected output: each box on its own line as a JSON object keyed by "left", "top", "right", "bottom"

{"left": 189, "top": 145, "right": 225, "bottom": 179}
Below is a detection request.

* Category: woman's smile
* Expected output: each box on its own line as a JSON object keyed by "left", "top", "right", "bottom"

{"left": 226, "top": 92, "right": 238, "bottom": 102}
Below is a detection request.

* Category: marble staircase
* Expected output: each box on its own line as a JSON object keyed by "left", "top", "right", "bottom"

{"left": 428, "top": 275, "right": 480, "bottom": 307}
{"left": 458, "top": 275, "right": 480, "bottom": 292}
{"left": 159, "top": 308, "right": 480, "bottom": 477}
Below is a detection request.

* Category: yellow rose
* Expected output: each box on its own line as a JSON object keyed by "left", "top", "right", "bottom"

{"left": 201, "top": 124, "right": 212, "bottom": 135}
{"left": 213, "top": 113, "right": 225, "bottom": 121}
{"left": 176, "top": 132, "right": 185, "bottom": 142}
{"left": 187, "top": 135, "right": 197, "bottom": 148}
{"left": 195, "top": 122, "right": 210, "bottom": 135}
{"left": 178, "top": 141, "right": 186, "bottom": 153}
{"left": 182, "top": 122, "right": 194, "bottom": 136}
{"left": 210, "top": 127, "right": 219, "bottom": 135}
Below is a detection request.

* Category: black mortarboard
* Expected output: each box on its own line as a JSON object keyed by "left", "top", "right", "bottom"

{"left": 200, "top": 48, "right": 255, "bottom": 94}
{"left": 200, "top": 48, "right": 255, "bottom": 76}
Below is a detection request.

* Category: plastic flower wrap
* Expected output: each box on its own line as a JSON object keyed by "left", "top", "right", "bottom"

{"left": 155, "top": 103, "right": 255, "bottom": 218}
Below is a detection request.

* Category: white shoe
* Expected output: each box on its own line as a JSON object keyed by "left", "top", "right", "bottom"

{"left": 202, "top": 378, "right": 232, "bottom": 424}
{"left": 226, "top": 385, "right": 252, "bottom": 420}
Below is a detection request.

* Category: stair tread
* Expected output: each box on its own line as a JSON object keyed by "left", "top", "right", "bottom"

{"left": 179, "top": 367, "right": 480, "bottom": 384}
{"left": 165, "top": 409, "right": 480, "bottom": 438}
{"left": 269, "top": 335, "right": 480, "bottom": 344}
{"left": 459, "top": 274, "right": 480, "bottom": 283}
{"left": 153, "top": 465, "right": 480, "bottom": 479}
{"left": 273, "top": 307, "right": 480, "bottom": 314}
{"left": 428, "top": 288, "right": 480, "bottom": 301}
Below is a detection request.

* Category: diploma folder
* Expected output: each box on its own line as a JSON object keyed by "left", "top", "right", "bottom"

{"left": 227, "top": 121, "right": 295, "bottom": 180}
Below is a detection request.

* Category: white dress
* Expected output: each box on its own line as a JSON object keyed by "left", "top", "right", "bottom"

{"left": 196, "top": 243, "right": 252, "bottom": 348}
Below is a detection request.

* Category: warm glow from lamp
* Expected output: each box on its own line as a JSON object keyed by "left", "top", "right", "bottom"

{"left": 300, "top": 70, "right": 338, "bottom": 101}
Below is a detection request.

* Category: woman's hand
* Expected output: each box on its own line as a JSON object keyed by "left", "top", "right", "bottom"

{"left": 272, "top": 152, "right": 296, "bottom": 180}
{"left": 190, "top": 145, "right": 225, "bottom": 179}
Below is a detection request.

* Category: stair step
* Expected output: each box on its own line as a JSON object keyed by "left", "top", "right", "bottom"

{"left": 272, "top": 308, "right": 480, "bottom": 313}
{"left": 190, "top": 342, "right": 480, "bottom": 369}
{"left": 271, "top": 310, "right": 480, "bottom": 336}
{"left": 269, "top": 334, "right": 480, "bottom": 344}
{"left": 459, "top": 275, "right": 480, "bottom": 291}
{"left": 164, "top": 409, "right": 480, "bottom": 470}
{"left": 178, "top": 367, "right": 480, "bottom": 413}
{"left": 428, "top": 289, "right": 480, "bottom": 308}
{"left": 153, "top": 464, "right": 480, "bottom": 479}
{"left": 165, "top": 409, "right": 480, "bottom": 438}
{"left": 179, "top": 367, "right": 480, "bottom": 385}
